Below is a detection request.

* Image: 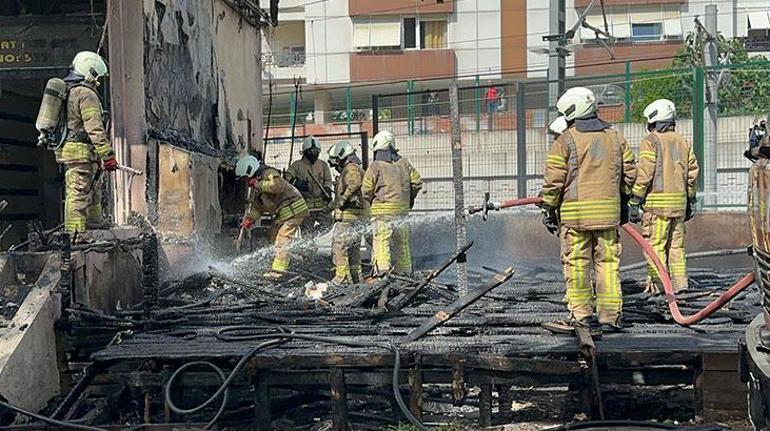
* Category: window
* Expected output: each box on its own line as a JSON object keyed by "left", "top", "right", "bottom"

{"left": 420, "top": 20, "right": 447, "bottom": 49}
{"left": 632, "top": 22, "right": 662, "bottom": 41}
{"left": 353, "top": 19, "right": 401, "bottom": 51}
{"left": 404, "top": 18, "right": 417, "bottom": 49}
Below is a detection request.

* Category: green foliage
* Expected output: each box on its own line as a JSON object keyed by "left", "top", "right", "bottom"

{"left": 628, "top": 32, "right": 770, "bottom": 121}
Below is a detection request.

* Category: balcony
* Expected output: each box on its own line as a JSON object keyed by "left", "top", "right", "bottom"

{"left": 261, "top": 51, "right": 306, "bottom": 81}
{"left": 349, "top": 0, "right": 453, "bottom": 16}
{"left": 349, "top": 49, "right": 455, "bottom": 82}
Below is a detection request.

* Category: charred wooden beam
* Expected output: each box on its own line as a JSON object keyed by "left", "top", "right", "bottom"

{"left": 479, "top": 383, "right": 493, "bottom": 427}
{"left": 388, "top": 241, "right": 473, "bottom": 311}
{"left": 254, "top": 372, "right": 271, "bottom": 431}
{"left": 496, "top": 384, "right": 512, "bottom": 423}
{"left": 409, "top": 355, "right": 423, "bottom": 421}
{"left": 404, "top": 267, "right": 514, "bottom": 342}
{"left": 330, "top": 368, "right": 348, "bottom": 431}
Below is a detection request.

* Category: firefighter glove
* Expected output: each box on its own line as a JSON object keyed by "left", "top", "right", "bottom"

{"left": 240, "top": 217, "right": 255, "bottom": 229}
{"left": 103, "top": 157, "right": 118, "bottom": 172}
{"left": 685, "top": 198, "right": 696, "bottom": 222}
{"left": 541, "top": 204, "right": 559, "bottom": 235}
{"left": 628, "top": 197, "right": 643, "bottom": 224}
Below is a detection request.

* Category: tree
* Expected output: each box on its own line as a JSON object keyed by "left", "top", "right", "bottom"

{"left": 629, "top": 33, "right": 770, "bottom": 121}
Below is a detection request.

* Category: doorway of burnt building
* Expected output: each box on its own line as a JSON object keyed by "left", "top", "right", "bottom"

{"left": 0, "top": 0, "right": 106, "bottom": 248}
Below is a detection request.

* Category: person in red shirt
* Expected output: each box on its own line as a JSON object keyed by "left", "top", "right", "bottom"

{"left": 486, "top": 85, "right": 499, "bottom": 114}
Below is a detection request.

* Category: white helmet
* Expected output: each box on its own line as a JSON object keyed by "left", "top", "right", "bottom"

{"left": 643, "top": 99, "right": 676, "bottom": 124}
{"left": 548, "top": 116, "right": 568, "bottom": 136}
{"left": 556, "top": 87, "right": 596, "bottom": 121}
{"left": 301, "top": 136, "right": 321, "bottom": 152}
{"left": 372, "top": 130, "right": 395, "bottom": 152}
{"left": 235, "top": 155, "right": 261, "bottom": 178}
{"left": 328, "top": 140, "right": 356, "bottom": 161}
{"left": 72, "top": 51, "right": 109, "bottom": 83}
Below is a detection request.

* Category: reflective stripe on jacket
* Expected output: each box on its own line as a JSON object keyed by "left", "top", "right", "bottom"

{"left": 247, "top": 166, "right": 309, "bottom": 224}
{"left": 542, "top": 126, "right": 636, "bottom": 230}
{"left": 333, "top": 161, "right": 369, "bottom": 222}
{"left": 56, "top": 84, "right": 114, "bottom": 164}
{"left": 362, "top": 158, "right": 422, "bottom": 216}
{"left": 632, "top": 131, "right": 699, "bottom": 218}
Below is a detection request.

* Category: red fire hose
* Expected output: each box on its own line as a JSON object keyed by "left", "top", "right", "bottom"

{"left": 472, "top": 196, "right": 756, "bottom": 326}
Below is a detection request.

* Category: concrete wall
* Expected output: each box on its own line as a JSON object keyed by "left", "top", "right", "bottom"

{"left": 449, "top": 0, "right": 502, "bottom": 80}
{"left": 306, "top": 0, "right": 351, "bottom": 84}
{"left": 411, "top": 211, "right": 753, "bottom": 272}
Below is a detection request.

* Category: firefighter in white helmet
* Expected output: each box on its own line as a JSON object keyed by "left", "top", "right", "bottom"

{"left": 540, "top": 87, "right": 636, "bottom": 332}
{"left": 361, "top": 130, "right": 422, "bottom": 276}
{"left": 55, "top": 51, "right": 119, "bottom": 234}
{"left": 628, "top": 99, "right": 699, "bottom": 294}
{"left": 327, "top": 141, "right": 369, "bottom": 284}
{"left": 236, "top": 155, "right": 309, "bottom": 280}
{"left": 548, "top": 116, "right": 568, "bottom": 137}
{"left": 285, "top": 136, "right": 333, "bottom": 232}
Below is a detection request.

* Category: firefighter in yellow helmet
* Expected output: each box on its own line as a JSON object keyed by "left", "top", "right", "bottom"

{"left": 236, "top": 155, "right": 309, "bottom": 280}
{"left": 327, "top": 141, "right": 369, "bottom": 284}
{"left": 56, "top": 51, "right": 119, "bottom": 234}
{"left": 628, "top": 99, "right": 699, "bottom": 294}
{"left": 285, "top": 136, "right": 333, "bottom": 232}
{"left": 541, "top": 87, "right": 636, "bottom": 332}
{"left": 362, "top": 130, "right": 422, "bottom": 276}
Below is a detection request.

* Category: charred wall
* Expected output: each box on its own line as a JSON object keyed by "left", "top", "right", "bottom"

{"left": 142, "top": 0, "right": 262, "bottom": 156}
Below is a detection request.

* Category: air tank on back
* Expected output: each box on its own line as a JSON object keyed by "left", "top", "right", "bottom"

{"left": 35, "top": 77, "right": 67, "bottom": 147}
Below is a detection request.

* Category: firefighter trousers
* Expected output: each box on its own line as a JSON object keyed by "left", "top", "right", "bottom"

{"left": 641, "top": 212, "right": 687, "bottom": 292}
{"left": 560, "top": 227, "right": 623, "bottom": 324}
{"left": 64, "top": 162, "right": 103, "bottom": 234}
{"left": 269, "top": 215, "right": 304, "bottom": 272}
{"left": 372, "top": 215, "right": 412, "bottom": 275}
{"left": 331, "top": 220, "right": 363, "bottom": 284}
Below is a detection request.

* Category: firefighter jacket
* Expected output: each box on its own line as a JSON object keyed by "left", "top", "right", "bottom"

{"left": 362, "top": 156, "right": 422, "bottom": 217}
{"left": 542, "top": 126, "right": 636, "bottom": 230}
{"left": 332, "top": 157, "right": 369, "bottom": 222}
{"left": 57, "top": 82, "right": 114, "bottom": 164}
{"left": 247, "top": 167, "right": 309, "bottom": 225}
{"left": 285, "top": 157, "right": 332, "bottom": 209}
{"left": 632, "top": 131, "right": 699, "bottom": 218}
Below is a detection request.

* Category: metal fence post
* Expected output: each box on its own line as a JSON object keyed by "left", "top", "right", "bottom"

{"left": 475, "top": 75, "right": 481, "bottom": 133}
{"left": 372, "top": 94, "right": 379, "bottom": 136}
{"left": 449, "top": 81, "right": 468, "bottom": 295}
{"left": 624, "top": 61, "right": 631, "bottom": 123}
{"left": 407, "top": 80, "right": 415, "bottom": 136}
{"left": 693, "top": 67, "right": 705, "bottom": 201}
{"left": 516, "top": 81, "right": 527, "bottom": 198}
{"left": 346, "top": 86, "right": 352, "bottom": 134}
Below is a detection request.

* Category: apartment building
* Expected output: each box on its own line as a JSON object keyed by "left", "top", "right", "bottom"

{"left": 261, "top": 0, "right": 770, "bottom": 124}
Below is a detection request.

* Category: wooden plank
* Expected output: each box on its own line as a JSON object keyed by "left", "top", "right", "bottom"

{"left": 479, "top": 384, "right": 492, "bottom": 427}
{"left": 699, "top": 370, "right": 746, "bottom": 393}
{"left": 496, "top": 384, "right": 513, "bottom": 423}
{"left": 254, "top": 372, "right": 271, "bottom": 431}
{"left": 408, "top": 357, "right": 423, "bottom": 421}
{"left": 703, "top": 352, "right": 740, "bottom": 371}
{"left": 330, "top": 368, "right": 348, "bottom": 431}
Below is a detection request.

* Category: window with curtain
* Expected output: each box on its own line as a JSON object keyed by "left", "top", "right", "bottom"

{"left": 420, "top": 20, "right": 447, "bottom": 49}
{"left": 353, "top": 19, "right": 401, "bottom": 51}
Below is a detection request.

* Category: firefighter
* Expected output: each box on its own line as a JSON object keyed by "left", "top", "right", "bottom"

{"left": 236, "top": 155, "right": 309, "bottom": 280}
{"left": 362, "top": 130, "right": 422, "bottom": 276}
{"left": 628, "top": 99, "right": 699, "bottom": 294}
{"left": 285, "top": 136, "right": 333, "bottom": 232}
{"left": 327, "top": 141, "right": 369, "bottom": 284}
{"left": 56, "top": 51, "right": 118, "bottom": 234}
{"left": 541, "top": 87, "right": 636, "bottom": 332}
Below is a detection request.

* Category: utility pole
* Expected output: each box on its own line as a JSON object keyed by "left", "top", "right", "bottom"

{"left": 702, "top": 5, "right": 719, "bottom": 207}
{"left": 449, "top": 81, "right": 468, "bottom": 295}
{"left": 547, "top": 0, "right": 566, "bottom": 120}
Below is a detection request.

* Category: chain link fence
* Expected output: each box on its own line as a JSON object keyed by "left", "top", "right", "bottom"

{"left": 372, "top": 62, "right": 770, "bottom": 212}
